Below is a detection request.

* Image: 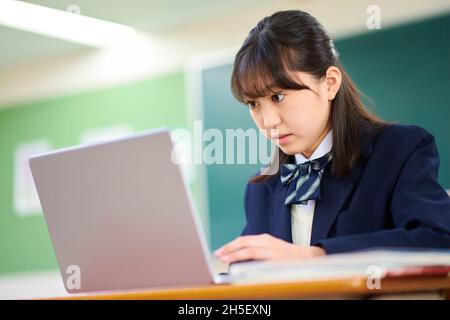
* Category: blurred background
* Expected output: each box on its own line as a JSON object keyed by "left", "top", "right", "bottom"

{"left": 0, "top": 0, "right": 448, "bottom": 298}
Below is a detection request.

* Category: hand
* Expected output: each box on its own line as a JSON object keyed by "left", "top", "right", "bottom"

{"left": 214, "top": 233, "right": 326, "bottom": 264}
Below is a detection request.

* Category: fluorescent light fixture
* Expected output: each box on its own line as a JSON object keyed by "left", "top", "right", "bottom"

{"left": 0, "top": 0, "right": 137, "bottom": 47}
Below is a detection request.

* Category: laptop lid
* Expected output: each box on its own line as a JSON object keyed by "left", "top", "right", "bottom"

{"left": 30, "top": 128, "right": 214, "bottom": 293}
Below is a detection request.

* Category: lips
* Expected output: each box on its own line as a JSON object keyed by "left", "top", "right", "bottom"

{"left": 273, "top": 133, "right": 292, "bottom": 139}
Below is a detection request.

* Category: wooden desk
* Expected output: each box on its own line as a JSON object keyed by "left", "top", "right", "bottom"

{"left": 50, "top": 275, "right": 450, "bottom": 300}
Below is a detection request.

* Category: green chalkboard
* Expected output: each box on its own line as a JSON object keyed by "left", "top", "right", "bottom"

{"left": 202, "top": 14, "right": 450, "bottom": 250}
{"left": 202, "top": 64, "right": 263, "bottom": 251}
{"left": 0, "top": 71, "right": 189, "bottom": 274}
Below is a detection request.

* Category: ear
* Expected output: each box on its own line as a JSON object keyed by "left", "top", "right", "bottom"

{"left": 325, "top": 66, "right": 342, "bottom": 101}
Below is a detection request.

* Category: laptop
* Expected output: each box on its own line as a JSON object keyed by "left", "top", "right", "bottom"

{"left": 30, "top": 127, "right": 229, "bottom": 294}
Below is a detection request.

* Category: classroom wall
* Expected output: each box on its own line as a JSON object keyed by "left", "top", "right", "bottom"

{"left": 0, "top": 71, "right": 192, "bottom": 274}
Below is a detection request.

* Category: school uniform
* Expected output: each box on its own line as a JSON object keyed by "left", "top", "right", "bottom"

{"left": 241, "top": 124, "right": 450, "bottom": 253}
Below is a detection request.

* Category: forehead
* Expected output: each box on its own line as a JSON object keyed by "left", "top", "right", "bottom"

{"left": 286, "top": 70, "right": 317, "bottom": 85}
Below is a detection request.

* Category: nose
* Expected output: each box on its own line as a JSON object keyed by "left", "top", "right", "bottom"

{"left": 261, "top": 103, "right": 282, "bottom": 129}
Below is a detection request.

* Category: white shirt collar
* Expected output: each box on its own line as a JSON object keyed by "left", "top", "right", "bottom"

{"left": 295, "top": 129, "right": 333, "bottom": 164}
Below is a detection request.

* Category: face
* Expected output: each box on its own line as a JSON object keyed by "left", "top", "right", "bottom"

{"left": 246, "top": 67, "right": 341, "bottom": 158}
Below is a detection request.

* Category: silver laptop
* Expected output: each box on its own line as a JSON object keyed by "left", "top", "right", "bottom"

{"left": 30, "top": 127, "right": 228, "bottom": 294}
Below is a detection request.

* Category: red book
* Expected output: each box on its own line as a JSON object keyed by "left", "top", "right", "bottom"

{"left": 385, "top": 266, "right": 450, "bottom": 278}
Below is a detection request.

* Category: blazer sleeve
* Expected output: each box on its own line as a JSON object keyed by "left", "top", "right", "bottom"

{"left": 314, "top": 129, "right": 450, "bottom": 254}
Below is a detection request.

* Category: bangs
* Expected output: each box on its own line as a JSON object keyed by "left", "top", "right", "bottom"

{"left": 231, "top": 44, "right": 310, "bottom": 103}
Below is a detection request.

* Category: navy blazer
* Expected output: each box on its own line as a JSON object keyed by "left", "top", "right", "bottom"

{"left": 241, "top": 124, "right": 450, "bottom": 254}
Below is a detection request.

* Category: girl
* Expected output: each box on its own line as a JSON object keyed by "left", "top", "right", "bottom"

{"left": 214, "top": 10, "right": 450, "bottom": 264}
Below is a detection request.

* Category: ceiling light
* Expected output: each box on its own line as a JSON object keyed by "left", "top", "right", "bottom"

{"left": 0, "top": 0, "right": 137, "bottom": 48}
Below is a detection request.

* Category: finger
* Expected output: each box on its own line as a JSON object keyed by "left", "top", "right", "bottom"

{"left": 215, "top": 234, "right": 271, "bottom": 256}
{"left": 220, "top": 247, "right": 272, "bottom": 263}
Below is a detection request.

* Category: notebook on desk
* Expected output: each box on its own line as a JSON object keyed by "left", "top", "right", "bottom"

{"left": 228, "top": 248, "right": 450, "bottom": 285}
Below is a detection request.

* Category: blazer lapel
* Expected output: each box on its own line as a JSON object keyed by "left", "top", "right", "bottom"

{"left": 310, "top": 171, "right": 355, "bottom": 244}
{"left": 311, "top": 137, "right": 375, "bottom": 243}
{"left": 270, "top": 178, "right": 293, "bottom": 242}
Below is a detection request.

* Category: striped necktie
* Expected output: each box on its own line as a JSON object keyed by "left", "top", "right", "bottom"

{"left": 280, "top": 152, "right": 332, "bottom": 206}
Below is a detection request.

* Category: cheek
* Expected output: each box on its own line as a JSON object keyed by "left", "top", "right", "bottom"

{"left": 285, "top": 97, "right": 325, "bottom": 131}
{"left": 249, "top": 111, "right": 267, "bottom": 137}
{"left": 250, "top": 111, "right": 264, "bottom": 129}
{"left": 285, "top": 102, "right": 330, "bottom": 145}
{"left": 311, "top": 99, "right": 330, "bottom": 123}
{"left": 306, "top": 101, "right": 330, "bottom": 132}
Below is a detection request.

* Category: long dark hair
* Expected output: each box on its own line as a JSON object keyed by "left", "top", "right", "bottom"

{"left": 230, "top": 10, "right": 386, "bottom": 183}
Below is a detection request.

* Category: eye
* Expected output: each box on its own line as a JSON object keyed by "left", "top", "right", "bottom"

{"left": 271, "top": 93, "right": 285, "bottom": 103}
{"left": 246, "top": 101, "right": 257, "bottom": 109}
